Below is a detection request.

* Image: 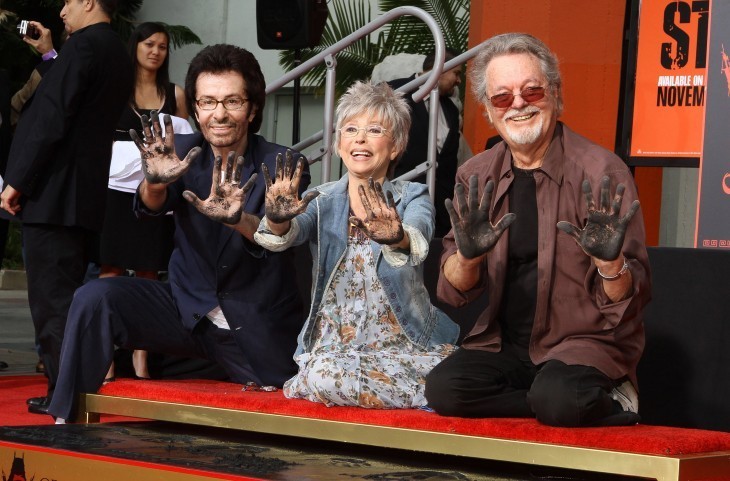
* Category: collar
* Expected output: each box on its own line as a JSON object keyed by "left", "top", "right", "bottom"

{"left": 498, "top": 122, "right": 565, "bottom": 185}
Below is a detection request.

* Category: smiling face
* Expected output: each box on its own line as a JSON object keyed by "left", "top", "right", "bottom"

{"left": 136, "top": 32, "right": 168, "bottom": 72}
{"left": 194, "top": 71, "right": 255, "bottom": 158}
{"left": 484, "top": 53, "right": 558, "bottom": 149}
{"left": 337, "top": 113, "right": 399, "bottom": 182}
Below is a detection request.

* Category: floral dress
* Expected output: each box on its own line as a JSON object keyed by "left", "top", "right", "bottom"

{"left": 283, "top": 226, "right": 455, "bottom": 408}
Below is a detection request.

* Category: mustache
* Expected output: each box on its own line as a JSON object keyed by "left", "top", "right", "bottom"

{"left": 504, "top": 105, "right": 540, "bottom": 120}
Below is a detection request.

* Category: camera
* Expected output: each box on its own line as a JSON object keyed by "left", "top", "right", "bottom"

{"left": 17, "top": 20, "right": 40, "bottom": 40}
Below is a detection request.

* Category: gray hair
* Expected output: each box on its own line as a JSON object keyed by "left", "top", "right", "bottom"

{"left": 333, "top": 81, "right": 411, "bottom": 163}
{"left": 469, "top": 33, "right": 563, "bottom": 115}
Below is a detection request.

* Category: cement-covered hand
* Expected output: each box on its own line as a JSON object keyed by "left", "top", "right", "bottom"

{"left": 349, "top": 177, "right": 404, "bottom": 245}
{"left": 557, "top": 176, "right": 640, "bottom": 261}
{"left": 182, "top": 151, "right": 257, "bottom": 225}
{"left": 446, "top": 175, "right": 516, "bottom": 259}
{"left": 131, "top": 111, "right": 199, "bottom": 185}
{"left": 263, "top": 150, "right": 319, "bottom": 224}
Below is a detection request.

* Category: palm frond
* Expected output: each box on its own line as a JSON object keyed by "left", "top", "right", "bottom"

{"left": 161, "top": 24, "right": 202, "bottom": 49}
{"left": 279, "top": 0, "right": 379, "bottom": 96}
{"left": 277, "top": 0, "right": 470, "bottom": 95}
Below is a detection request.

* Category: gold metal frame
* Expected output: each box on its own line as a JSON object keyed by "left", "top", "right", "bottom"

{"left": 81, "top": 393, "right": 730, "bottom": 481}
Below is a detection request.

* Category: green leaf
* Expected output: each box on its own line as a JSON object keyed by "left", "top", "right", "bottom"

{"left": 277, "top": 0, "right": 470, "bottom": 96}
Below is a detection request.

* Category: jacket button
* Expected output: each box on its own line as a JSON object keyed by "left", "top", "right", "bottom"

{"left": 390, "top": 293, "right": 396, "bottom": 299}
{"left": 193, "top": 313, "right": 201, "bottom": 320}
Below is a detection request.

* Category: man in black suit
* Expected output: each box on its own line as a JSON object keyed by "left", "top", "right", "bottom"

{"left": 47, "top": 44, "right": 310, "bottom": 423}
{"left": 390, "top": 49, "right": 463, "bottom": 237}
{"left": 0, "top": 0, "right": 133, "bottom": 414}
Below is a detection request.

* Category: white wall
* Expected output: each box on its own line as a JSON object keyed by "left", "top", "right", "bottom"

{"left": 660, "top": 168, "right": 698, "bottom": 247}
{"left": 136, "top": 0, "right": 290, "bottom": 89}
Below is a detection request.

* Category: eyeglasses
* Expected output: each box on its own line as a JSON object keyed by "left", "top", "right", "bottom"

{"left": 488, "top": 86, "right": 546, "bottom": 109}
{"left": 196, "top": 97, "right": 248, "bottom": 111}
{"left": 340, "top": 124, "right": 390, "bottom": 138}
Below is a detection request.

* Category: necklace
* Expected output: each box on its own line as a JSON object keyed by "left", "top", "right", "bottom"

{"left": 130, "top": 93, "right": 167, "bottom": 120}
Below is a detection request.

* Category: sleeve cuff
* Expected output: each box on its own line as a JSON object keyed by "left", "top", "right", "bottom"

{"left": 254, "top": 217, "right": 300, "bottom": 251}
{"left": 42, "top": 49, "right": 58, "bottom": 61}
{"left": 381, "top": 223, "right": 429, "bottom": 267}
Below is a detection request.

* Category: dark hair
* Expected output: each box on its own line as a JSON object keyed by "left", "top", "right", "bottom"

{"left": 128, "top": 22, "right": 170, "bottom": 103}
{"left": 97, "top": 0, "right": 119, "bottom": 17}
{"left": 184, "top": 44, "right": 266, "bottom": 133}
{"left": 422, "top": 47, "right": 459, "bottom": 72}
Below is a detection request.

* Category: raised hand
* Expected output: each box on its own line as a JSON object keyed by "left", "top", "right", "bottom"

{"left": 445, "top": 175, "right": 516, "bottom": 259}
{"left": 557, "top": 176, "right": 640, "bottom": 261}
{"left": 263, "top": 150, "right": 319, "bottom": 223}
{"left": 182, "top": 152, "right": 257, "bottom": 225}
{"left": 349, "top": 178, "right": 404, "bottom": 245}
{"left": 130, "top": 111, "right": 199, "bottom": 185}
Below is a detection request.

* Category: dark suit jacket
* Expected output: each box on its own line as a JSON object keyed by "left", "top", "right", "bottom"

{"left": 4, "top": 22, "right": 133, "bottom": 231}
{"left": 135, "top": 133, "right": 311, "bottom": 386}
{"left": 390, "top": 75, "right": 461, "bottom": 236}
{"left": 0, "top": 69, "right": 10, "bottom": 176}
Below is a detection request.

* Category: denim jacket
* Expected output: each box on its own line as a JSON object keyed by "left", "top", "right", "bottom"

{"left": 255, "top": 174, "right": 459, "bottom": 356}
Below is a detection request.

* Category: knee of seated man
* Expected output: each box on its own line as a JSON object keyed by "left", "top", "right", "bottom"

{"left": 74, "top": 277, "right": 119, "bottom": 300}
{"left": 528, "top": 386, "right": 583, "bottom": 427}
{"left": 424, "top": 366, "right": 472, "bottom": 415}
{"left": 70, "top": 277, "right": 133, "bottom": 317}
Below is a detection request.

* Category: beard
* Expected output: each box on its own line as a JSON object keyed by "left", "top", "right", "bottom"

{"left": 501, "top": 106, "right": 544, "bottom": 145}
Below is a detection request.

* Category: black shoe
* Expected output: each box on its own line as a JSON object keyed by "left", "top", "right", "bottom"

{"left": 27, "top": 396, "right": 47, "bottom": 407}
{"left": 0, "top": 361, "right": 8, "bottom": 370}
{"left": 27, "top": 397, "right": 51, "bottom": 415}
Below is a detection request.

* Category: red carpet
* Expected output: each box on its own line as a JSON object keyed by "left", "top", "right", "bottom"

{"left": 99, "top": 378, "right": 730, "bottom": 457}
{"left": 0, "top": 375, "right": 144, "bottom": 426}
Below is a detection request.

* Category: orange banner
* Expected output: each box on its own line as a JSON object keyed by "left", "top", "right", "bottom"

{"left": 631, "top": 0, "right": 710, "bottom": 157}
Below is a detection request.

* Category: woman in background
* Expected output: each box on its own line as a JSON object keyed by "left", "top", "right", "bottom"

{"left": 102, "top": 22, "right": 188, "bottom": 381}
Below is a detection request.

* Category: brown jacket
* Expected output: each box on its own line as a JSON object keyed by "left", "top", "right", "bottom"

{"left": 438, "top": 123, "right": 651, "bottom": 387}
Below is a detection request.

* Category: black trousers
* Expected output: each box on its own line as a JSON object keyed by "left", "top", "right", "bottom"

{"left": 425, "top": 346, "right": 640, "bottom": 427}
{"left": 23, "top": 224, "right": 96, "bottom": 399}
{"left": 48, "top": 276, "right": 258, "bottom": 420}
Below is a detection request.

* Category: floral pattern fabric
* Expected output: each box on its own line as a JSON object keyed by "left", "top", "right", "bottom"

{"left": 283, "top": 227, "right": 455, "bottom": 408}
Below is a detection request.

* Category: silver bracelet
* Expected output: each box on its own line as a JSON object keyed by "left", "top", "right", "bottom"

{"left": 597, "top": 256, "right": 629, "bottom": 281}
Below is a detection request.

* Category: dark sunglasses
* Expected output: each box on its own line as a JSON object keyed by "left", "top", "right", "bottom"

{"left": 488, "top": 86, "right": 546, "bottom": 109}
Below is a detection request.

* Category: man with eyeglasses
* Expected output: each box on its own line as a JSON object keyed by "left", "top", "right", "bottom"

{"left": 47, "top": 44, "right": 310, "bottom": 422}
{"left": 425, "top": 33, "right": 651, "bottom": 427}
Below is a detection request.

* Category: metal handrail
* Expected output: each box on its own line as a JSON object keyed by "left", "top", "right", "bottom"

{"left": 265, "top": 6, "right": 445, "bottom": 187}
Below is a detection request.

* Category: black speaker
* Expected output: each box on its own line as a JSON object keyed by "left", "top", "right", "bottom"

{"left": 256, "top": 0, "right": 328, "bottom": 50}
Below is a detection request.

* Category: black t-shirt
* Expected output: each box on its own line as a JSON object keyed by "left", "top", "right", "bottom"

{"left": 498, "top": 166, "right": 538, "bottom": 361}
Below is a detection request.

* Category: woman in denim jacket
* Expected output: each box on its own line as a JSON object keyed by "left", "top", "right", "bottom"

{"left": 254, "top": 81, "right": 458, "bottom": 408}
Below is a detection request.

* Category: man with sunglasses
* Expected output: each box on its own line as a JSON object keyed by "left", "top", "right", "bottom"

{"left": 47, "top": 44, "right": 310, "bottom": 422}
{"left": 425, "top": 33, "right": 651, "bottom": 427}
